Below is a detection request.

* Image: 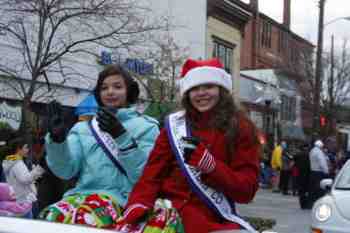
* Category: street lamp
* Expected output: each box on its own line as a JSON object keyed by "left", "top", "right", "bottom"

{"left": 312, "top": 0, "right": 350, "bottom": 137}
{"left": 324, "top": 16, "right": 350, "bottom": 27}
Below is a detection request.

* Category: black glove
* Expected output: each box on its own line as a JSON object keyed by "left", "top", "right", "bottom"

{"left": 96, "top": 107, "right": 125, "bottom": 138}
{"left": 182, "top": 136, "right": 201, "bottom": 162}
{"left": 47, "top": 100, "right": 67, "bottom": 143}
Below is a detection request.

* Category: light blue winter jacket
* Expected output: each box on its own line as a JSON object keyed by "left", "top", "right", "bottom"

{"left": 45, "top": 107, "right": 159, "bottom": 207}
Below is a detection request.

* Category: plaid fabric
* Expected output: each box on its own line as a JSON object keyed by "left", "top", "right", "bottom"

{"left": 39, "top": 193, "right": 121, "bottom": 229}
{"left": 40, "top": 195, "right": 184, "bottom": 232}
{"left": 116, "top": 199, "right": 184, "bottom": 233}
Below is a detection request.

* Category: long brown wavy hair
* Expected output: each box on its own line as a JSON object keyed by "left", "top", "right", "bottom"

{"left": 181, "top": 87, "right": 258, "bottom": 159}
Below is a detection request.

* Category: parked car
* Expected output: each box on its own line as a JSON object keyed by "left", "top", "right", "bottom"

{"left": 311, "top": 160, "right": 350, "bottom": 233}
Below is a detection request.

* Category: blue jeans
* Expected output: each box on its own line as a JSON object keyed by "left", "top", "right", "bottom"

{"left": 22, "top": 209, "right": 33, "bottom": 219}
{"left": 260, "top": 166, "right": 272, "bottom": 185}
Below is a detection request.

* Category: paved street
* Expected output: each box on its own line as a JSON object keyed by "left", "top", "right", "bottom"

{"left": 237, "top": 188, "right": 312, "bottom": 233}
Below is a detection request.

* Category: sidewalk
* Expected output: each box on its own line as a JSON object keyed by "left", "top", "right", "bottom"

{"left": 237, "top": 188, "right": 312, "bottom": 233}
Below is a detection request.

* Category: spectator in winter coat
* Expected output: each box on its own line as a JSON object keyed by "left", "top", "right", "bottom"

{"left": 40, "top": 64, "right": 159, "bottom": 229}
{"left": 280, "top": 142, "right": 292, "bottom": 195}
{"left": 116, "top": 58, "right": 261, "bottom": 233}
{"left": 271, "top": 142, "right": 283, "bottom": 192}
{"left": 2, "top": 138, "right": 45, "bottom": 218}
{"left": 290, "top": 159, "right": 299, "bottom": 196}
{"left": 295, "top": 143, "right": 311, "bottom": 209}
{"left": 309, "top": 140, "right": 329, "bottom": 206}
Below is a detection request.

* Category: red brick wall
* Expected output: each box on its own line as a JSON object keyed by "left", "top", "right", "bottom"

{"left": 241, "top": 20, "right": 254, "bottom": 69}
{"left": 241, "top": 15, "right": 313, "bottom": 75}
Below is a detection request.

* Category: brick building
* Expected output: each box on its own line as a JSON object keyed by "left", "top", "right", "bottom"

{"left": 241, "top": 0, "right": 314, "bottom": 74}
{"left": 239, "top": 0, "right": 315, "bottom": 144}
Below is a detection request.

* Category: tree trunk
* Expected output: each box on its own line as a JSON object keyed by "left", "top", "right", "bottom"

{"left": 19, "top": 96, "right": 34, "bottom": 145}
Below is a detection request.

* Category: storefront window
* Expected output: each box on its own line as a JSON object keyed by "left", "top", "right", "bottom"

{"left": 280, "top": 95, "right": 296, "bottom": 121}
{"left": 212, "top": 38, "right": 235, "bottom": 74}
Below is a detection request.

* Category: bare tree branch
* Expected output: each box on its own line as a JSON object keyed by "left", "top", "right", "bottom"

{"left": 0, "top": 0, "right": 165, "bottom": 131}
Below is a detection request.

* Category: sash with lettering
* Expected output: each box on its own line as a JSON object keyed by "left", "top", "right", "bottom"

{"left": 165, "top": 111, "right": 257, "bottom": 233}
{"left": 89, "top": 117, "right": 127, "bottom": 176}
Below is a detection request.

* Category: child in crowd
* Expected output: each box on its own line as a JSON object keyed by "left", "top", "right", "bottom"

{"left": 2, "top": 138, "right": 44, "bottom": 218}
{"left": 0, "top": 182, "right": 32, "bottom": 217}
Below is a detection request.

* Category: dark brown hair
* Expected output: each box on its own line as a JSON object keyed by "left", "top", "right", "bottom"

{"left": 6, "top": 137, "right": 26, "bottom": 155}
{"left": 94, "top": 64, "right": 139, "bottom": 106}
{"left": 182, "top": 87, "right": 258, "bottom": 157}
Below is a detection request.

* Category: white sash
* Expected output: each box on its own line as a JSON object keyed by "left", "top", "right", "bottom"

{"left": 165, "top": 111, "right": 257, "bottom": 233}
{"left": 89, "top": 117, "right": 127, "bottom": 176}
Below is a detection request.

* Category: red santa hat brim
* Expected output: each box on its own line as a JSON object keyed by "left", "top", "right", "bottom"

{"left": 179, "top": 66, "right": 232, "bottom": 96}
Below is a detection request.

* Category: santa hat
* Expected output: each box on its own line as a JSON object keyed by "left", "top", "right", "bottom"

{"left": 178, "top": 58, "right": 232, "bottom": 96}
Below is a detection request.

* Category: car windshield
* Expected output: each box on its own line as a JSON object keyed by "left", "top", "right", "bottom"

{"left": 335, "top": 161, "right": 350, "bottom": 189}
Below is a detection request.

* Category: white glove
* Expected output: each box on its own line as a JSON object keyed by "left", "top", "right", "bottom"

{"left": 31, "top": 165, "right": 45, "bottom": 180}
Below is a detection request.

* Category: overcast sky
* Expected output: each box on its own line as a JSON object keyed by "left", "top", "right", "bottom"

{"left": 241, "top": 0, "right": 350, "bottom": 51}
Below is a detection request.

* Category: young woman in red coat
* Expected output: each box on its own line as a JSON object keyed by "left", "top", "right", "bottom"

{"left": 116, "top": 58, "right": 261, "bottom": 233}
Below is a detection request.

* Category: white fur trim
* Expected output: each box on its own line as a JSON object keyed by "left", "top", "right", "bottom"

{"left": 179, "top": 66, "right": 233, "bottom": 96}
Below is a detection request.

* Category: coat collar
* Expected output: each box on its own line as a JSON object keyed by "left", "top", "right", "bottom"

{"left": 4, "top": 154, "right": 23, "bottom": 161}
{"left": 187, "top": 108, "right": 214, "bottom": 128}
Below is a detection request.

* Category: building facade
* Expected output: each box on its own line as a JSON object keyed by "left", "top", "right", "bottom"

{"left": 0, "top": 0, "right": 252, "bottom": 133}
{"left": 241, "top": 0, "right": 314, "bottom": 74}
{"left": 206, "top": 0, "right": 251, "bottom": 95}
{"left": 239, "top": 0, "right": 315, "bottom": 145}
{"left": 146, "top": 0, "right": 251, "bottom": 96}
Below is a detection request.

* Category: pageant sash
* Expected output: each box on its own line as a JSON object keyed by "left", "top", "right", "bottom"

{"left": 165, "top": 111, "right": 257, "bottom": 233}
{"left": 89, "top": 117, "right": 127, "bottom": 176}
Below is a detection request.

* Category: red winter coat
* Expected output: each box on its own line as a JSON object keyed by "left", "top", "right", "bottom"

{"left": 126, "top": 112, "right": 260, "bottom": 233}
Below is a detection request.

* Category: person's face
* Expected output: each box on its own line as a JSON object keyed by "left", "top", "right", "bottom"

{"left": 100, "top": 75, "right": 128, "bottom": 108}
{"left": 188, "top": 84, "right": 220, "bottom": 112}
{"left": 19, "top": 144, "right": 29, "bottom": 157}
{"left": 281, "top": 141, "right": 287, "bottom": 149}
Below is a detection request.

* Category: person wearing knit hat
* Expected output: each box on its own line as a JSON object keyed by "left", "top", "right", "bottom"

{"left": 178, "top": 58, "right": 233, "bottom": 96}
{"left": 309, "top": 139, "right": 329, "bottom": 207}
{"left": 117, "top": 58, "right": 261, "bottom": 233}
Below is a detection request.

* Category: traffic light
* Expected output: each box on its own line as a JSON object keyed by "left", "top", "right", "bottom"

{"left": 320, "top": 115, "right": 326, "bottom": 127}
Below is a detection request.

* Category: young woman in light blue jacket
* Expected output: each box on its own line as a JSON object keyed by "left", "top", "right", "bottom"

{"left": 40, "top": 65, "right": 159, "bottom": 229}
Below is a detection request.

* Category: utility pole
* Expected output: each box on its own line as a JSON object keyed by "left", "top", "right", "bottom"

{"left": 328, "top": 35, "right": 334, "bottom": 135}
{"left": 313, "top": 0, "right": 326, "bottom": 138}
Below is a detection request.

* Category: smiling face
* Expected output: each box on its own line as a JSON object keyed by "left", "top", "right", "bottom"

{"left": 188, "top": 84, "right": 220, "bottom": 112}
{"left": 100, "top": 75, "right": 128, "bottom": 108}
{"left": 17, "top": 144, "right": 29, "bottom": 157}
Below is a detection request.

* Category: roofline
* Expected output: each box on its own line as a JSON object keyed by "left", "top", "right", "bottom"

{"left": 208, "top": 0, "right": 252, "bottom": 27}
{"left": 237, "top": 1, "right": 315, "bottom": 48}
{"left": 240, "top": 71, "right": 279, "bottom": 88}
{"left": 222, "top": 0, "right": 253, "bottom": 17}
{"left": 258, "top": 13, "right": 315, "bottom": 47}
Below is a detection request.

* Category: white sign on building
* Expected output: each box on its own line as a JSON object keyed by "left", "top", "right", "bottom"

{"left": 0, "top": 102, "right": 22, "bottom": 130}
